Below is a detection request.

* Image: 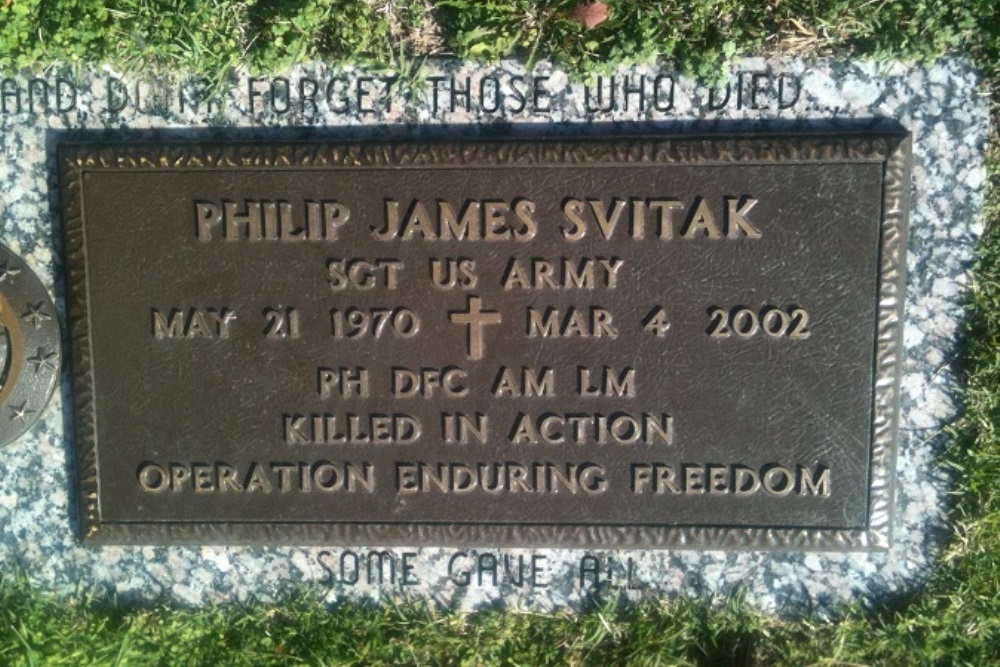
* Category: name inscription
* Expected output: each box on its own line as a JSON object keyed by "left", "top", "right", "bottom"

{"left": 62, "top": 134, "right": 908, "bottom": 549}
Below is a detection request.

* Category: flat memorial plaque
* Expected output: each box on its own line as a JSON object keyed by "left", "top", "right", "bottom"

{"left": 61, "top": 133, "right": 909, "bottom": 549}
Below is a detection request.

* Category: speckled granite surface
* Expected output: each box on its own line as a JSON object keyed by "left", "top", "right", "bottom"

{"left": 0, "top": 57, "right": 988, "bottom": 613}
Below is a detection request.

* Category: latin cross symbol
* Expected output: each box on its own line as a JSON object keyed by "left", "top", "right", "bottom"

{"left": 449, "top": 295, "right": 501, "bottom": 361}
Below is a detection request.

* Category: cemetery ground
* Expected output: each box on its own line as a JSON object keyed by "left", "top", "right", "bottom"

{"left": 0, "top": 0, "right": 999, "bottom": 663}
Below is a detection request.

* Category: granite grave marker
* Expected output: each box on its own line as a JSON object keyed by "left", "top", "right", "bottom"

{"left": 0, "top": 59, "right": 987, "bottom": 610}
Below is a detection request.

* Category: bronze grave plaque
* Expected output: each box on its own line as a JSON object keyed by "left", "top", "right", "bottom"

{"left": 61, "top": 133, "right": 909, "bottom": 549}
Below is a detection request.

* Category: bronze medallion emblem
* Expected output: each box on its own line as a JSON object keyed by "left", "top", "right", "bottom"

{"left": 61, "top": 133, "right": 909, "bottom": 549}
{"left": 0, "top": 244, "right": 60, "bottom": 447}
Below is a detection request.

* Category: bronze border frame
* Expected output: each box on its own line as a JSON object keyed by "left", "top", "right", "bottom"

{"left": 61, "top": 132, "right": 909, "bottom": 549}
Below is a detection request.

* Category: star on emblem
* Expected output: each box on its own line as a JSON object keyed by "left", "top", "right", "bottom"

{"left": 21, "top": 302, "right": 51, "bottom": 329}
{"left": 27, "top": 347, "right": 57, "bottom": 372}
{"left": 8, "top": 402, "right": 34, "bottom": 422}
{"left": 0, "top": 259, "right": 20, "bottom": 284}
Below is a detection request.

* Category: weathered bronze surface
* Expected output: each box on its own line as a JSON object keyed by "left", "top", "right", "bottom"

{"left": 60, "top": 133, "right": 909, "bottom": 549}
{"left": 0, "top": 243, "right": 60, "bottom": 447}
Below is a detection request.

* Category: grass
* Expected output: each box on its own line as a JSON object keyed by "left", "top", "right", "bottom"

{"left": 1, "top": 0, "right": 1000, "bottom": 664}
{"left": 1, "top": 0, "right": 996, "bottom": 83}
{"left": 0, "top": 578, "right": 771, "bottom": 664}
